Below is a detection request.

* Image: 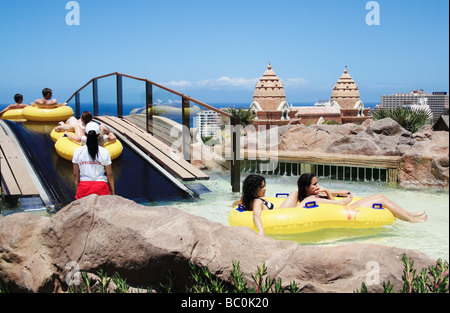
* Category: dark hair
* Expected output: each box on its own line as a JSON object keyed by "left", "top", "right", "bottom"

{"left": 242, "top": 174, "right": 265, "bottom": 211}
{"left": 86, "top": 130, "right": 99, "bottom": 161}
{"left": 297, "top": 173, "right": 316, "bottom": 202}
{"left": 14, "top": 94, "right": 23, "bottom": 103}
{"left": 81, "top": 111, "right": 93, "bottom": 124}
{"left": 42, "top": 88, "right": 52, "bottom": 97}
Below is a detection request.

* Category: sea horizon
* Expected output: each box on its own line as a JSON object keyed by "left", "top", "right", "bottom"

{"left": 0, "top": 102, "right": 379, "bottom": 111}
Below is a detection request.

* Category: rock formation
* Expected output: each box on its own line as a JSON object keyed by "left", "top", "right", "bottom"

{"left": 278, "top": 118, "right": 449, "bottom": 188}
{"left": 0, "top": 195, "right": 437, "bottom": 293}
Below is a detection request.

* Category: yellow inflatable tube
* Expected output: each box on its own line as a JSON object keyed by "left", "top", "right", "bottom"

{"left": 0, "top": 109, "right": 26, "bottom": 121}
{"left": 22, "top": 106, "right": 74, "bottom": 122}
{"left": 228, "top": 196, "right": 395, "bottom": 235}
{"left": 54, "top": 136, "right": 123, "bottom": 161}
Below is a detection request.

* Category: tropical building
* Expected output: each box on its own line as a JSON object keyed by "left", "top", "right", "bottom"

{"left": 249, "top": 63, "right": 301, "bottom": 127}
{"left": 248, "top": 64, "right": 371, "bottom": 127}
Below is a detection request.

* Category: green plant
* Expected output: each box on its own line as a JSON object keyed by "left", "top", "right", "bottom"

{"left": 225, "top": 107, "right": 256, "bottom": 127}
{"left": 230, "top": 260, "right": 247, "bottom": 292}
{"left": 112, "top": 271, "right": 130, "bottom": 293}
{"left": 201, "top": 136, "right": 221, "bottom": 146}
{"left": 187, "top": 261, "right": 228, "bottom": 293}
{"left": 371, "top": 107, "right": 433, "bottom": 133}
{"left": 0, "top": 280, "right": 9, "bottom": 293}
{"left": 250, "top": 262, "right": 275, "bottom": 293}
{"left": 323, "top": 120, "right": 340, "bottom": 125}
{"left": 356, "top": 253, "right": 449, "bottom": 293}
{"left": 160, "top": 268, "right": 175, "bottom": 293}
{"left": 97, "top": 268, "right": 112, "bottom": 293}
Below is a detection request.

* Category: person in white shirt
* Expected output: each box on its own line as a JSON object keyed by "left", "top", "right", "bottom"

{"left": 72, "top": 122, "right": 115, "bottom": 199}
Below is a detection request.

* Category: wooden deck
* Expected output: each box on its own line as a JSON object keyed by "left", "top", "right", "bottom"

{"left": 0, "top": 123, "right": 39, "bottom": 197}
{"left": 95, "top": 116, "right": 209, "bottom": 181}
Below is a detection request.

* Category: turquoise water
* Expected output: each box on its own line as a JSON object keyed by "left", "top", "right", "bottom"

{"left": 3, "top": 170, "right": 448, "bottom": 261}
{"left": 150, "top": 171, "right": 449, "bottom": 261}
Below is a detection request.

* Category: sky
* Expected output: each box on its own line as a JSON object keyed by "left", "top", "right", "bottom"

{"left": 0, "top": 0, "right": 448, "bottom": 106}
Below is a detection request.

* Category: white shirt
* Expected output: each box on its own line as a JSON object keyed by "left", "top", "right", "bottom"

{"left": 72, "top": 145, "right": 112, "bottom": 182}
{"left": 80, "top": 134, "right": 109, "bottom": 146}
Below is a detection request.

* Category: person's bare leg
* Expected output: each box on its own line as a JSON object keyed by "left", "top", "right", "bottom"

{"left": 56, "top": 117, "right": 78, "bottom": 132}
{"left": 352, "top": 194, "right": 427, "bottom": 223}
{"left": 279, "top": 191, "right": 299, "bottom": 209}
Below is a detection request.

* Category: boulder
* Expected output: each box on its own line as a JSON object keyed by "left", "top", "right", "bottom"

{"left": 277, "top": 118, "right": 449, "bottom": 187}
{"left": 0, "top": 195, "right": 437, "bottom": 293}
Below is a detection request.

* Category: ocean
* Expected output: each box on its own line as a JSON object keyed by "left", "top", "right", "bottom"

{"left": 0, "top": 102, "right": 379, "bottom": 112}
{"left": 0, "top": 102, "right": 379, "bottom": 127}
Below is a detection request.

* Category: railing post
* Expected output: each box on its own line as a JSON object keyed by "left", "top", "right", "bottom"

{"left": 231, "top": 116, "right": 241, "bottom": 193}
{"left": 116, "top": 74, "right": 123, "bottom": 118}
{"left": 92, "top": 79, "right": 99, "bottom": 117}
{"left": 182, "top": 96, "right": 191, "bottom": 162}
{"left": 75, "top": 92, "right": 81, "bottom": 118}
{"left": 146, "top": 81, "right": 153, "bottom": 134}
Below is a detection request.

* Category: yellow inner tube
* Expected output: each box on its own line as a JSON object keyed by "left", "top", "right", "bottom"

{"left": 228, "top": 196, "right": 395, "bottom": 235}
{"left": 55, "top": 136, "right": 123, "bottom": 161}
{"left": 22, "top": 106, "right": 74, "bottom": 122}
{"left": 1, "top": 109, "right": 26, "bottom": 121}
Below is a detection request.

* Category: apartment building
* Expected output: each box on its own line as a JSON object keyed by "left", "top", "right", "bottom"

{"left": 196, "top": 110, "right": 222, "bottom": 139}
{"left": 380, "top": 90, "right": 449, "bottom": 120}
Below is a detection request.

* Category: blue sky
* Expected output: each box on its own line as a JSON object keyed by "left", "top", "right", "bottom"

{"left": 0, "top": 0, "right": 448, "bottom": 105}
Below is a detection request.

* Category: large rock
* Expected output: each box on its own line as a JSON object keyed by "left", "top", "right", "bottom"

{"left": 398, "top": 126, "right": 449, "bottom": 187}
{"left": 0, "top": 195, "right": 437, "bottom": 293}
{"left": 278, "top": 118, "right": 449, "bottom": 187}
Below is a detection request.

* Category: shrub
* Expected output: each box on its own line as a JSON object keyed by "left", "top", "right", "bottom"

{"left": 371, "top": 107, "right": 433, "bottom": 133}
{"left": 356, "top": 253, "right": 449, "bottom": 293}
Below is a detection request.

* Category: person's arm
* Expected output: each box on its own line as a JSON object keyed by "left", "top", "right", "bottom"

{"left": 232, "top": 197, "right": 242, "bottom": 207}
{"left": 0, "top": 105, "right": 13, "bottom": 116}
{"left": 36, "top": 103, "right": 60, "bottom": 109}
{"left": 252, "top": 199, "right": 265, "bottom": 236}
{"left": 35, "top": 99, "right": 60, "bottom": 108}
{"left": 65, "top": 131, "right": 83, "bottom": 144}
{"left": 73, "top": 163, "right": 80, "bottom": 187}
{"left": 106, "top": 132, "right": 116, "bottom": 142}
{"left": 105, "top": 164, "right": 115, "bottom": 195}
{"left": 100, "top": 124, "right": 117, "bottom": 142}
{"left": 330, "top": 190, "right": 351, "bottom": 197}
{"left": 299, "top": 193, "right": 353, "bottom": 207}
{"left": 316, "top": 186, "right": 334, "bottom": 200}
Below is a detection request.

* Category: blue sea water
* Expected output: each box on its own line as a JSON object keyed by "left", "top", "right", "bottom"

{"left": 0, "top": 102, "right": 379, "bottom": 112}
{"left": 0, "top": 101, "right": 379, "bottom": 128}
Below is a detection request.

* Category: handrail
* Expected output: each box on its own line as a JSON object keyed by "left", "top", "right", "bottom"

{"left": 65, "top": 72, "right": 240, "bottom": 192}
{"left": 66, "top": 72, "right": 232, "bottom": 118}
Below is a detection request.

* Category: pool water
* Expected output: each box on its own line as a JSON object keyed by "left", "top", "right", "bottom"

{"left": 148, "top": 171, "right": 449, "bottom": 261}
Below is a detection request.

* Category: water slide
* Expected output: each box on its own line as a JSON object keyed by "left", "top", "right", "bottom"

{"left": 2, "top": 120, "right": 199, "bottom": 211}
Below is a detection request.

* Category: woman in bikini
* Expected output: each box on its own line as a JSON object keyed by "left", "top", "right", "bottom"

{"left": 279, "top": 173, "right": 427, "bottom": 223}
{"left": 234, "top": 174, "right": 275, "bottom": 236}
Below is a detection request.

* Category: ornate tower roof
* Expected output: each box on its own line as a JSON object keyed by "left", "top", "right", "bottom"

{"left": 252, "top": 63, "right": 287, "bottom": 111}
{"left": 330, "top": 67, "right": 361, "bottom": 110}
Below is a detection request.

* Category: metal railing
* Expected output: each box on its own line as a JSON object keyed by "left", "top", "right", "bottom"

{"left": 66, "top": 72, "right": 241, "bottom": 192}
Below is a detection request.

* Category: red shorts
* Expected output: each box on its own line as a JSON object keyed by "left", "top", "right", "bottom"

{"left": 75, "top": 181, "right": 110, "bottom": 200}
